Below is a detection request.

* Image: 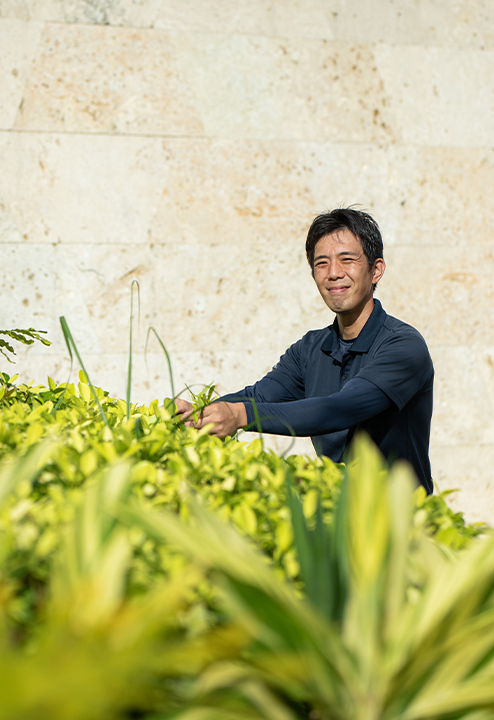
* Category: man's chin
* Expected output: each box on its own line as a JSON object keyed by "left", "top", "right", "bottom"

{"left": 324, "top": 296, "right": 349, "bottom": 313}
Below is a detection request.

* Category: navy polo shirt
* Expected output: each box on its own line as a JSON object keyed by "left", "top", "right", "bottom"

{"left": 239, "top": 300, "right": 434, "bottom": 492}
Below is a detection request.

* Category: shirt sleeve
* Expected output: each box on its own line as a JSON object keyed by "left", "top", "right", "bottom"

{"left": 262, "top": 338, "right": 307, "bottom": 399}
{"left": 219, "top": 376, "right": 299, "bottom": 404}
{"left": 356, "top": 331, "right": 434, "bottom": 411}
{"left": 239, "top": 376, "right": 391, "bottom": 436}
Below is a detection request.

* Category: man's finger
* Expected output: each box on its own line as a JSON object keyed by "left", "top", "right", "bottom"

{"left": 173, "top": 399, "right": 193, "bottom": 416}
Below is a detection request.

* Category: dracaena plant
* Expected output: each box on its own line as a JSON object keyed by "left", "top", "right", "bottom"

{"left": 0, "top": 456, "right": 247, "bottom": 720}
{"left": 121, "top": 434, "right": 494, "bottom": 720}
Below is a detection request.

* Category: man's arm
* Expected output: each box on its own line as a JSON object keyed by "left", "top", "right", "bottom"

{"left": 176, "top": 376, "right": 391, "bottom": 438}
{"left": 219, "top": 377, "right": 300, "bottom": 404}
{"left": 240, "top": 376, "right": 391, "bottom": 436}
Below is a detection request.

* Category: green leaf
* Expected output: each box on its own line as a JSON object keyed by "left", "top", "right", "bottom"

{"left": 58, "top": 316, "right": 109, "bottom": 427}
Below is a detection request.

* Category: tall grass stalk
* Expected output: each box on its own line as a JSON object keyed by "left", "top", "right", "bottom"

{"left": 126, "top": 280, "right": 140, "bottom": 421}
{"left": 144, "top": 326, "right": 176, "bottom": 401}
{"left": 57, "top": 316, "right": 109, "bottom": 428}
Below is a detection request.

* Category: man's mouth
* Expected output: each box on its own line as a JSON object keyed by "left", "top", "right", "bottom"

{"left": 328, "top": 286, "right": 349, "bottom": 294}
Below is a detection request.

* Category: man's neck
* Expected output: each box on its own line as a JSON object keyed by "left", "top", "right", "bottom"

{"left": 337, "top": 298, "right": 375, "bottom": 340}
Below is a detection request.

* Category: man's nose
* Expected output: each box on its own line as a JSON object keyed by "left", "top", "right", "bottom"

{"left": 328, "top": 259, "right": 345, "bottom": 278}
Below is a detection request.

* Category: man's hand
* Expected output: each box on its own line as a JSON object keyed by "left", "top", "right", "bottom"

{"left": 173, "top": 398, "right": 194, "bottom": 419}
{"left": 197, "top": 402, "right": 247, "bottom": 437}
{"left": 174, "top": 398, "right": 247, "bottom": 438}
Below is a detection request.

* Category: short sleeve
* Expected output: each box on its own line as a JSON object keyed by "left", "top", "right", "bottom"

{"left": 356, "top": 329, "right": 433, "bottom": 411}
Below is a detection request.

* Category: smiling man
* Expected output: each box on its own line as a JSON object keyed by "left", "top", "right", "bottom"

{"left": 175, "top": 208, "right": 434, "bottom": 493}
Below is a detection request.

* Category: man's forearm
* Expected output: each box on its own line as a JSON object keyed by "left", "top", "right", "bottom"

{"left": 243, "top": 378, "right": 391, "bottom": 436}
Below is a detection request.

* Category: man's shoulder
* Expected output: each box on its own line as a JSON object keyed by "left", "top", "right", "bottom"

{"left": 377, "top": 312, "right": 433, "bottom": 369}
{"left": 381, "top": 313, "right": 429, "bottom": 345}
{"left": 291, "top": 325, "right": 333, "bottom": 348}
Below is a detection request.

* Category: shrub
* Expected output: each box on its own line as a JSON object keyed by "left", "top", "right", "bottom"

{"left": 0, "top": 371, "right": 487, "bottom": 719}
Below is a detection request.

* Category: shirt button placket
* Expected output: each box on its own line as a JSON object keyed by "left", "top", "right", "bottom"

{"left": 341, "top": 357, "right": 352, "bottom": 384}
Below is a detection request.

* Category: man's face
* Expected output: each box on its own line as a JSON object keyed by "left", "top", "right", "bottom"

{"left": 312, "top": 228, "right": 384, "bottom": 317}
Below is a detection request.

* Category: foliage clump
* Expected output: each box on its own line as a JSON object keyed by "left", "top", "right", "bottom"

{"left": 0, "top": 371, "right": 488, "bottom": 719}
{"left": 0, "top": 328, "right": 51, "bottom": 363}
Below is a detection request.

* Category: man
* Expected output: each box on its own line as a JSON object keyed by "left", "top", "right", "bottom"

{"left": 175, "top": 208, "right": 434, "bottom": 493}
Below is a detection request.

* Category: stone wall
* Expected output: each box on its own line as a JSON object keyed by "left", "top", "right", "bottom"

{"left": 1, "top": 0, "right": 494, "bottom": 522}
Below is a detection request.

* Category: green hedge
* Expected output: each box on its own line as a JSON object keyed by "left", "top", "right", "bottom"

{"left": 0, "top": 370, "right": 488, "bottom": 719}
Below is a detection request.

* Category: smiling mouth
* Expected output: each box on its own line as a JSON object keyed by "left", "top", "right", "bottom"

{"left": 328, "top": 286, "right": 349, "bottom": 293}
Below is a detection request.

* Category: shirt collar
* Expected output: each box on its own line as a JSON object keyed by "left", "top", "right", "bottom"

{"left": 321, "top": 299, "right": 386, "bottom": 356}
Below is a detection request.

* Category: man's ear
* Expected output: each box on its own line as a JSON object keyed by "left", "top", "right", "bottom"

{"left": 372, "top": 258, "right": 385, "bottom": 285}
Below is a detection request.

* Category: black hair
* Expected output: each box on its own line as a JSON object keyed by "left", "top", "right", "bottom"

{"left": 305, "top": 207, "right": 384, "bottom": 270}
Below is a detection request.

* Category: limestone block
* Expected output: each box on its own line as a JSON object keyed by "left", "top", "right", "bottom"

{"left": 13, "top": 22, "right": 493, "bottom": 146}
{"left": 148, "top": 242, "right": 329, "bottom": 354}
{"left": 180, "top": 34, "right": 493, "bottom": 145}
{"left": 429, "top": 345, "right": 494, "bottom": 448}
{"left": 0, "top": 241, "right": 156, "bottom": 359}
{"left": 3, "top": 134, "right": 492, "bottom": 358}
{"left": 149, "top": 139, "right": 394, "bottom": 250}
{"left": 1, "top": 352, "right": 73, "bottom": 390}
{"left": 0, "top": 235, "right": 330, "bottom": 370}
{"left": 328, "top": 0, "right": 494, "bottom": 50}
{"left": 149, "top": 136, "right": 394, "bottom": 256}
{"left": 381, "top": 146, "right": 494, "bottom": 247}
{"left": 375, "top": 44, "right": 494, "bottom": 146}
{"left": 0, "top": 0, "right": 63, "bottom": 22}
{"left": 140, "top": 349, "right": 278, "bottom": 403}
{"left": 5, "top": 0, "right": 490, "bottom": 51}
{"left": 0, "top": 133, "right": 394, "bottom": 251}
{"left": 4, "top": 0, "right": 492, "bottom": 53}
{"left": 377, "top": 244, "right": 494, "bottom": 347}
{"left": 0, "top": 243, "right": 101, "bottom": 353}
{"left": 304, "top": 142, "right": 391, "bottom": 213}
{"left": 0, "top": 133, "right": 170, "bottom": 245}
{"left": 61, "top": 240, "right": 329, "bottom": 354}
{"left": 14, "top": 23, "right": 204, "bottom": 135}
{"left": 10, "top": 24, "right": 396, "bottom": 143}
{"left": 175, "top": 33, "right": 396, "bottom": 142}
{"left": 0, "top": 0, "right": 333, "bottom": 37}
{"left": 139, "top": 347, "right": 305, "bottom": 412}
{"left": 0, "top": 19, "right": 42, "bottom": 129}
{"left": 151, "top": 0, "right": 332, "bottom": 38}
{"left": 59, "top": 244, "right": 155, "bottom": 352}
{"left": 62, "top": 0, "right": 162, "bottom": 26}
{"left": 149, "top": 139, "right": 320, "bottom": 247}
{"left": 431, "top": 444, "right": 494, "bottom": 525}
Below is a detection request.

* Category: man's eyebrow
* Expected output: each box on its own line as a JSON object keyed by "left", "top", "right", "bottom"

{"left": 314, "top": 250, "right": 360, "bottom": 262}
